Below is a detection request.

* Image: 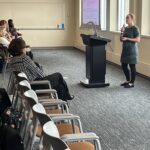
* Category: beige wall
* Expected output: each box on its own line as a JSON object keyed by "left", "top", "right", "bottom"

{"left": 74, "top": 0, "right": 150, "bottom": 77}
{"left": 0, "top": 0, "right": 75, "bottom": 47}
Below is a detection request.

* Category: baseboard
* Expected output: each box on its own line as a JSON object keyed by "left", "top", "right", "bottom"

{"left": 107, "top": 61, "right": 150, "bottom": 81}
{"left": 31, "top": 46, "right": 75, "bottom": 50}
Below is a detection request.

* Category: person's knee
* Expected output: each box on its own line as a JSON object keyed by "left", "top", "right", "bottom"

{"left": 55, "top": 72, "right": 63, "bottom": 78}
{"left": 129, "top": 64, "right": 136, "bottom": 71}
{"left": 122, "top": 63, "right": 128, "bottom": 70}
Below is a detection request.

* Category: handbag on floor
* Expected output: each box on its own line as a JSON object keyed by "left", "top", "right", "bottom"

{"left": 0, "top": 88, "right": 22, "bottom": 131}
{"left": 0, "top": 107, "right": 22, "bottom": 130}
{"left": 0, "top": 88, "right": 11, "bottom": 116}
{"left": 0, "top": 59, "right": 4, "bottom": 73}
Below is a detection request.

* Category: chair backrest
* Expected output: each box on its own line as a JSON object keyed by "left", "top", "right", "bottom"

{"left": 24, "top": 89, "right": 38, "bottom": 107}
{"left": 14, "top": 71, "right": 27, "bottom": 83}
{"left": 23, "top": 90, "right": 39, "bottom": 150}
{"left": 7, "top": 71, "right": 21, "bottom": 94}
{"left": 33, "top": 103, "right": 46, "bottom": 114}
{"left": 43, "top": 121, "right": 70, "bottom": 150}
{"left": 18, "top": 72, "right": 28, "bottom": 80}
{"left": 19, "top": 80, "right": 31, "bottom": 92}
{"left": 32, "top": 103, "right": 51, "bottom": 126}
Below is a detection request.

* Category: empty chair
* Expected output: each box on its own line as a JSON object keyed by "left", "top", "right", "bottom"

{"left": 33, "top": 103, "right": 82, "bottom": 150}
{"left": 43, "top": 121, "right": 101, "bottom": 150}
{"left": 23, "top": 89, "right": 71, "bottom": 150}
{"left": 33, "top": 103, "right": 82, "bottom": 136}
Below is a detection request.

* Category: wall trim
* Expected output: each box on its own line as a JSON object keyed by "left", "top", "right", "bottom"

{"left": 31, "top": 46, "right": 75, "bottom": 50}
{"left": 107, "top": 61, "right": 150, "bottom": 81}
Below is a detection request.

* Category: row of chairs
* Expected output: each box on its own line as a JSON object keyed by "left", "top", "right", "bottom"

{"left": 7, "top": 71, "right": 102, "bottom": 150}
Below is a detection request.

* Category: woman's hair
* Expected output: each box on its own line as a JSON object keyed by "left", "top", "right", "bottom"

{"left": 8, "top": 19, "right": 14, "bottom": 28}
{"left": 8, "top": 38, "right": 26, "bottom": 56}
{"left": 0, "top": 26, "right": 5, "bottom": 37}
{"left": 127, "top": 13, "right": 136, "bottom": 23}
{"left": 0, "top": 20, "right": 7, "bottom": 26}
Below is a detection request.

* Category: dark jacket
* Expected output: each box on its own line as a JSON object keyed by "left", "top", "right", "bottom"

{"left": 0, "top": 126, "right": 24, "bottom": 150}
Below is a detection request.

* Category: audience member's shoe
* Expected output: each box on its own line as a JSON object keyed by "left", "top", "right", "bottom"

{"left": 124, "top": 83, "right": 134, "bottom": 88}
{"left": 68, "top": 95, "right": 74, "bottom": 100}
{"left": 120, "top": 82, "right": 130, "bottom": 86}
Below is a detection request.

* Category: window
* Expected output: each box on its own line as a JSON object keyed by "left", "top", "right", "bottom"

{"left": 117, "top": 0, "right": 129, "bottom": 31}
{"left": 81, "top": 0, "right": 100, "bottom": 26}
{"left": 80, "top": 0, "right": 130, "bottom": 32}
{"left": 110, "top": 0, "right": 129, "bottom": 31}
{"left": 141, "top": 0, "right": 150, "bottom": 35}
{"left": 80, "top": 0, "right": 107, "bottom": 30}
{"left": 100, "top": 0, "right": 107, "bottom": 30}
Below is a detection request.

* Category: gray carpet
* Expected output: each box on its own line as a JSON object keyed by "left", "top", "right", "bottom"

{"left": 1, "top": 48, "right": 150, "bottom": 150}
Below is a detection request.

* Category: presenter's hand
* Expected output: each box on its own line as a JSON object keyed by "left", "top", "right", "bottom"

{"left": 122, "top": 37, "right": 128, "bottom": 41}
{"left": 121, "top": 24, "right": 125, "bottom": 32}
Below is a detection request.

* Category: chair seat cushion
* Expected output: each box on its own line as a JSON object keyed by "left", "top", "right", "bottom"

{"left": 67, "top": 142, "right": 95, "bottom": 150}
{"left": 57, "top": 123, "right": 80, "bottom": 136}
{"left": 36, "top": 123, "right": 80, "bottom": 137}
{"left": 46, "top": 109, "right": 63, "bottom": 114}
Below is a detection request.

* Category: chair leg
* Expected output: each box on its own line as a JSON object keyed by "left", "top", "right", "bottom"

{"left": 30, "top": 119, "right": 39, "bottom": 150}
{"left": 7, "top": 73, "right": 13, "bottom": 93}
{"left": 95, "top": 139, "right": 101, "bottom": 150}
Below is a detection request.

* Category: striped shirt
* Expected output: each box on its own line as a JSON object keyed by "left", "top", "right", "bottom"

{"left": 8, "top": 54, "right": 45, "bottom": 82}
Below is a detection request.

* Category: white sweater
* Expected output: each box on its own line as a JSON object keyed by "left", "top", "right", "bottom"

{"left": 0, "top": 37, "right": 10, "bottom": 47}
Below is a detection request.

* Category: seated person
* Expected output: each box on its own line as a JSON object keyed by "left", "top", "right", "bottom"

{"left": 8, "top": 19, "right": 22, "bottom": 39}
{"left": 0, "top": 26, "right": 10, "bottom": 59}
{"left": 8, "top": 38, "right": 74, "bottom": 101}
{"left": 25, "top": 45, "right": 33, "bottom": 60}
{"left": 7, "top": 19, "right": 33, "bottom": 59}
{"left": 0, "top": 20, "right": 12, "bottom": 41}
{"left": 0, "top": 26, "right": 10, "bottom": 48}
{"left": 0, "top": 20, "right": 33, "bottom": 60}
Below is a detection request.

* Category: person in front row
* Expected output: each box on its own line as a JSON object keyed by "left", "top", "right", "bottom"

{"left": 0, "top": 26, "right": 11, "bottom": 48}
{"left": 8, "top": 38, "right": 74, "bottom": 101}
{"left": 8, "top": 19, "right": 22, "bottom": 39}
{"left": 120, "top": 13, "right": 140, "bottom": 88}
{"left": 0, "top": 20, "right": 12, "bottom": 41}
{"left": 0, "top": 26, "right": 11, "bottom": 60}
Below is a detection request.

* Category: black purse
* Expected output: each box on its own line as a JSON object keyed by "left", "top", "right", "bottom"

{"left": 0, "top": 88, "right": 22, "bottom": 131}
{"left": 0, "top": 88, "right": 11, "bottom": 116}
{"left": 0, "top": 108, "right": 22, "bottom": 130}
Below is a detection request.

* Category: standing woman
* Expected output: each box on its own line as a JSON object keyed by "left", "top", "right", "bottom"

{"left": 120, "top": 13, "right": 140, "bottom": 88}
{"left": 8, "top": 38, "right": 74, "bottom": 101}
